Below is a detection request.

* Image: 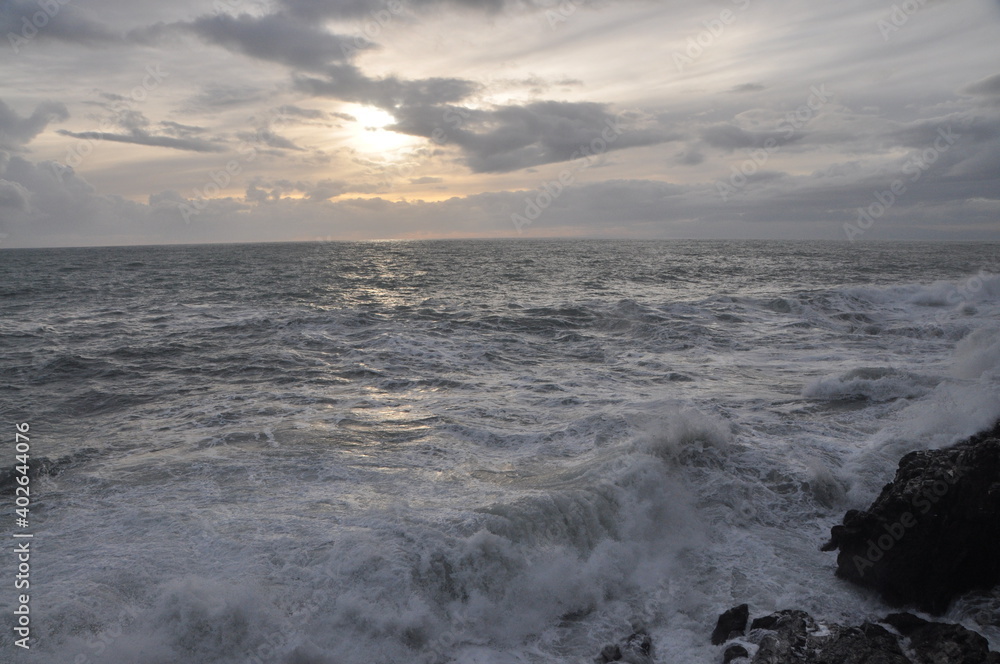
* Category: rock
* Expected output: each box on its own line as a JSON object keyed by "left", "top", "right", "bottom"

{"left": 711, "top": 608, "right": 1000, "bottom": 664}
{"left": 822, "top": 421, "right": 1000, "bottom": 614}
{"left": 723, "top": 644, "right": 750, "bottom": 663}
{"left": 811, "top": 623, "right": 909, "bottom": 664}
{"left": 744, "top": 611, "right": 907, "bottom": 664}
{"left": 884, "top": 613, "right": 996, "bottom": 664}
{"left": 595, "top": 632, "right": 652, "bottom": 664}
{"left": 596, "top": 644, "right": 621, "bottom": 663}
{"left": 713, "top": 604, "right": 750, "bottom": 645}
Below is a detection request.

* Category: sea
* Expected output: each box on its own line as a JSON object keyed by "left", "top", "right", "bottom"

{"left": 1, "top": 239, "right": 999, "bottom": 663}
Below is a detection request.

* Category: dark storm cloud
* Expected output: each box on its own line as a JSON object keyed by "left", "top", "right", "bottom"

{"left": 179, "top": 12, "right": 366, "bottom": 71}
{"left": 390, "top": 101, "right": 677, "bottom": 173}
{"left": 294, "top": 67, "right": 480, "bottom": 109}
{"left": 0, "top": 100, "right": 69, "bottom": 149}
{"left": 1, "top": 0, "right": 119, "bottom": 48}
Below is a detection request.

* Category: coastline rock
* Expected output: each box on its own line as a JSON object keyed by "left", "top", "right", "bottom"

{"left": 712, "top": 603, "right": 749, "bottom": 645}
{"left": 723, "top": 644, "right": 750, "bottom": 663}
{"left": 883, "top": 613, "right": 1000, "bottom": 664}
{"left": 712, "top": 607, "right": 999, "bottom": 664}
{"left": 594, "top": 631, "right": 653, "bottom": 664}
{"left": 822, "top": 421, "right": 1000, "bottom": 614}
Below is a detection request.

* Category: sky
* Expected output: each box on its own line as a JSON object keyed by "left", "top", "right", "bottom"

{"left": 1, "top": 0, "right": 999, "bottom": 247}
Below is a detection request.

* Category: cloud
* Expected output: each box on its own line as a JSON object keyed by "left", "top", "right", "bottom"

{"left": 391, "top": 101, "right": 676, "bottom": 172}
{"left": 0, "top": 100, "right": 69, "bottom": 149}
{"left": 700, "top": 123, "right": 802, "bottom": 152}
{"left": 0, "top": 0, "right": 119, "bottom": 49}
{"left": 56, "top": 129, "right": 223, "bottom": 153}
{"left": 0, "top": 178, "right": 30, "bottom": 210}
{"left": 729, "top": 83, "right": 766, "bottom": 93}
{"left": 184, "top": 84, "right": 271, "bottom": 111}
{"left": 234, "top": 129, "right": 304, "bottom": 152}
{"left": 180, "top": 13, "right": 366, "bottom": 71}
{"left": 273, "top": 0, "right": 611, "bottom": 21}
{"left": 963, "top": 73, "right": 1000, "bottom": 97}
{"left": 675, "top": 147, "right": 704, "bottom": 165}
{"left": 294, "top": 67, "right": 480, "bottom": 109}
{"left": 276, "top": 105, "right": 335, "bottom": 121}
{"left": 159, "top": 121, "right": 208, "bottom": 138}
{"left": 410, "top": 176, "right": 444, "bottom": 184}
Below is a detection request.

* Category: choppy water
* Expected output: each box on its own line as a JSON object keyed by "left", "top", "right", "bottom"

{"left": 1, "top": 239, "right": 999, "bottom": 663}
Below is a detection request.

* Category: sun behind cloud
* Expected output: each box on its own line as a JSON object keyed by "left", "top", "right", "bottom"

{"left": 341, "top": 104, "right": 423, "bottom": 156}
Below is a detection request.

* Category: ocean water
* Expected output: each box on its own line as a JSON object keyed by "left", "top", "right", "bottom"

{"left": 1, "top": 239, "right": 999, "bottom": 663}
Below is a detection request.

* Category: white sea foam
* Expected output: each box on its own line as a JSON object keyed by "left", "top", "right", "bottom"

{"left": 7, "top": 244, "right": 1000, "bottom": 663}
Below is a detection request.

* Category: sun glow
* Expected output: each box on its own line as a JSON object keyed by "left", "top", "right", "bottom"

{"left": 342, "top": 104, "right": 422, "bottom": 155}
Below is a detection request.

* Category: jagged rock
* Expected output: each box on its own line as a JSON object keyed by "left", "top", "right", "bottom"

{"left": 723, "top": 644, "right": 750, "bottom": 663}
{"left": 595, "top": 631, "right": 652, "bottom": 664}
{"left": 712, "top": 608, "right": 999, "bottom": 664}
{"left": 810, "top": 623, "right": 909, "bottom": 664}
{"left": 822, "top": 421, "right": 1000, "bottom": 614}
{"left": 713, "top": 604, "right": 750, "bottom": 645}
{"left": 745, "top": 611, "right": 907, "bottom": 664}
{"left": 884, "top": 612, "right": 997, "bottom": 664}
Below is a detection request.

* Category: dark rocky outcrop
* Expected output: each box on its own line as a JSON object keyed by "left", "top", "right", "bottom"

{"left": 723, "top": 643, "right": 750, "bottom": 663}
{"left": 822, "top": 421, "right": 1000, "bottom": 614}
{"left": 712, "top": 603, "right": 750, "bottom": 645}
{"left": 883, "top": 613, "right": 1000, "bottom": 664}
{"left": 594, "top": 631, "right": 653, "bottom": 664}
{"left": 745, "top": 609, "right": 908, "bottom": 664}
{"left": 711, "top": 606, "right": 1000, "bottom": 664}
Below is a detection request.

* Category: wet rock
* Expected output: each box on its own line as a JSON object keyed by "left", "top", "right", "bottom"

{"left": 723, "top": 644, "right": 750, "bottom": 663}
{"left": 713, "top": 604, "right": 750, "bottom": 645}
{"left": 884, "top": 612, "right": 997, "bottom": 664}
{"left": 595, "top": 631, "right": 653, "bottom": 664}
{"left": 810, "top": 622, "right": 909, "bottom": 664}
{"left": 711, "top": 607, "right": 999, "bottom": 664}
{"left": 822, "top": 421, "right": 1000, "bottom": 614}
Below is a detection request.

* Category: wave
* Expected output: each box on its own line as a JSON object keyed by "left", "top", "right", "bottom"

{"left": 803, "top": 367, "right": 938, "bottom": 402}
